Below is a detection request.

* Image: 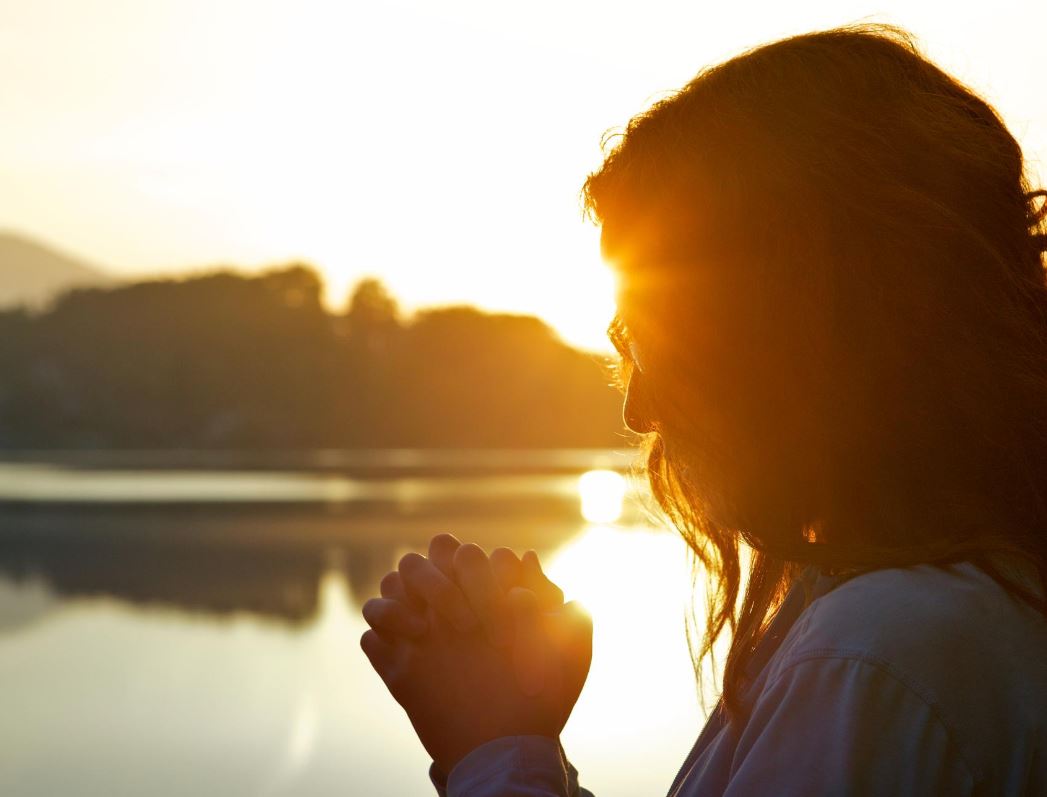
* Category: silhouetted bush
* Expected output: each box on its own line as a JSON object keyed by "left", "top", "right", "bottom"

{"left": 0, "top": 266, "right": 625, "bottom": 449}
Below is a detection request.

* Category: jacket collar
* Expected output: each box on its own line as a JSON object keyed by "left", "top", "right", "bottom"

{"left": 740, "top": 565, "right": 847, "bottom": 687}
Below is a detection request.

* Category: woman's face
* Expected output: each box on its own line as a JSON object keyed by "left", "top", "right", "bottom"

{"left": 612, "top": 317, "right": 657, "bottom": 435}
{"left": 623, "top": 371, "right": 652, "bottom": 434}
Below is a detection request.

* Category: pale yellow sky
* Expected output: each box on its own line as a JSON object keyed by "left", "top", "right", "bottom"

{"left": 1, "top": 0, "right": 1045, "bottom": 351}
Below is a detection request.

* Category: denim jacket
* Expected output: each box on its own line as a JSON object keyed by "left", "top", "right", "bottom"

{"left": 430, "top": 559, "right": 1047, "bottom": 796}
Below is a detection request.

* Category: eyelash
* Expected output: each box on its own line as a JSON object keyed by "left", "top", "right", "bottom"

{"left": 607, "top": 317, "right": 628, "bottom": 355}
{"left": 607, "top": 316, "right": 641, "bottom": 372}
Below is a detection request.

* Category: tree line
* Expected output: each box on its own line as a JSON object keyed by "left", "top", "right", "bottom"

{"left": 0, "top": 265, "right": 627, "bottom": 449}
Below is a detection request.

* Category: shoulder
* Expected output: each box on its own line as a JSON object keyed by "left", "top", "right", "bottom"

{"left": 729, "top": 651, "right": 977, "bottom": 795}
{"left": 759, "top": 561, "right": 1047, "bottom": 790}
{"left": 776, "top": 561, "right": 1047, "bottom": 672}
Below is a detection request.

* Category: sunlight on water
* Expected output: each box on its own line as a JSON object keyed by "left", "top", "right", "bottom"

{"left": 577, "top": 469, "right": 627, "bottom": 524}
{"left": 315, "top": 566, "right": 356, "bottom": 637}
{"left": 0, "top": 535, "right": 708, "bottom": 797}
{"left": 544, "top": 525, "right": 706, "bottom": 795}
{"left": 0, "top": 463, "right": 718, "bottom": 797}
{"left": 262, "top": 571, "right": 352, "bottom": 790}
{"left": 263, "top": 692, "right": 318, "bottom": 794}
{"left": 547, "top": 524, "right": 691, "bottom": 617}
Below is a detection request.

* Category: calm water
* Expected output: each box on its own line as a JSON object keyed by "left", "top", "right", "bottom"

{"left": 0, "top": 452, "right": 709, "bottom": 797}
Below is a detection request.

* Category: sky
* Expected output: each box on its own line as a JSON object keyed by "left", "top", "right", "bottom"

{"left": 1, "top": 0, "right": 1045, "bottom": 351}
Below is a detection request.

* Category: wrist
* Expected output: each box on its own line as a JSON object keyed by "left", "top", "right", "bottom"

{"left": 445, "top": 736, "right": 568, "bottom": 796}
{"left": 435, "top": 727, "right": 552, "bottom": 776}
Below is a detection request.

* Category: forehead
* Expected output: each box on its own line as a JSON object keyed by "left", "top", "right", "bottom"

{"left": 599, "top": 208, "right": 740, "bottom": 337}
{"left": 611, "top": 254, "right": 720, "bottom": 318}
{"left": 601, "top": 211, "right": 724, "bottom": 279}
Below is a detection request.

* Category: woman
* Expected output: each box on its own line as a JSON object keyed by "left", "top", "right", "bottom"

{"left": 361, "top": 23, "right": 1047, "bottom": 795}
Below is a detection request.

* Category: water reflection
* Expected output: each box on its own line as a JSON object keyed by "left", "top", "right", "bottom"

{"left": 0, "top": 458, "right": 710, "bottom": 797}
{"left": 0, "top": 464, "right": 650, "bottom": 625}
{"left": 0, "top": 535, "right": 327, "bottom": 627}
{"left": 0, "top": 526, "right": 702, "bottom": 797}
{"left": 0, "top": 576, "right": 57, "bottom": 634}
{"left": 0, "top": 507, "right": 590, "bottom": 627}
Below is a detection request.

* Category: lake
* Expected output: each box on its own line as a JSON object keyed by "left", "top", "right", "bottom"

{"left": 0, "top": 450, "right": 711, "bottom": 796}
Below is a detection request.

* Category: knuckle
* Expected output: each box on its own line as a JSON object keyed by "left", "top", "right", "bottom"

{"left": 430, "top": 532, "right": 461, "bottom": 550}
{"left": 360, "top": 628, "right": 379, "bottom": 654}
{"left": 361, "top": 598, "right": 386, "bottom": 623}
{"left": 433, "top": 580, "right": 460, "bottom": 607}
{"left": 453, "top": 542, "right": 486, "bottom": 570}
{"left": 379, "top": 571, "right": 401, "bottom": 595}
{"left": 491, "top": 546, "right": 518, "bottom": 561}
{"left": 397, "top": 552, "right": 425, "bottom": 574}
{"left": 509, "top": 585, "right": 539, "bottom": 610}
{"left": 490, "top": 548, "right": 520, "bottom": 574}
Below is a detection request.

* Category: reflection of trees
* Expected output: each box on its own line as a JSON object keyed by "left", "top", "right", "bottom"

{"left": 0, "top": 502, "right": 590, "bottom": 625}
{"left": 0, "top": 516, "right": 327, "bottom": 624}
{"left": 342, "top": 540, "right": 399, "bottom": 606}
{"left": 0, "top": 575, "right": 58, "bottom": 634}
{"left": 0, "top": 266, "right": 626, "bottom": 449}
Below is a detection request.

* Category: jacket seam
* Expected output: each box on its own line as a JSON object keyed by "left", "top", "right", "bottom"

{"left": 762, "top": 650, "right": 981, "bottom": 785}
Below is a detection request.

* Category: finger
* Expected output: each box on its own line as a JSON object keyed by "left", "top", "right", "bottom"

{"left": 508, "top": 586, "right": 547, "bottom": 697}
{"left": 398, "top": 552, "right": 477, "bottom": 633}
{"left": 453, "top": 543, "right": 512, "bottom": 648}
{"left": 360, "top": 629, "right": 414, "bottom": 701}
{"left": 360, "top": 628, "right": 397, "bottom": 681}
{"left": 428, "top": 533, "right": 462, "bottom": 579}
{"left": 490, "top": 547, "right": 523, "bottom": 592}
{"left": 521, "top": 550, "right": 565, "bottom": 610}
{"left": 362, "top": 597, "right": 428, "bottom": 639}
{"left": 380, "top": 571, "right": 420, "bottom": 608}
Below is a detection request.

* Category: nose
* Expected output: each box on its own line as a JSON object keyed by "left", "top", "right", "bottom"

{"left": 623, "top": 371, "right": 656, "bottom": 434}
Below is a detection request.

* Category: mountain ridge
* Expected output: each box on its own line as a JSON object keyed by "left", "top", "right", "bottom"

{"left": 0, "top": 231, "right": 112, "bottom": 308}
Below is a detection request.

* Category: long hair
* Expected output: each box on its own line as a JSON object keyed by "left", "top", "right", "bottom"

{"left": 584, "top": 23, "right": 1047, "bottom": 720}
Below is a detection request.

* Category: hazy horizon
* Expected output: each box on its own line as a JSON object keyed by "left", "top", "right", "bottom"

{"left": 3, "top": 0, "right": 1046, "bottom": 349}
{"left": 0, "top": 229, "right": 620, "bottom": 353}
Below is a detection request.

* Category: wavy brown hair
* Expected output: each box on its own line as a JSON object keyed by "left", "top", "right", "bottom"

{"left": 584, "top": 23, "right": 1047, "bottom": 720}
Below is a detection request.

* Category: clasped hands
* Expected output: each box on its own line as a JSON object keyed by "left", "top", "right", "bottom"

{"left": 360, "top": 533, "right": 593, "bottom": 777}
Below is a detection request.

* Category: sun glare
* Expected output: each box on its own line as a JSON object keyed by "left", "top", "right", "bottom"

{"left": 578, "top": 469, "right": 628, "bottom": 524}
{"left": 544, "top": 525, "right": 704, "bottom": 771}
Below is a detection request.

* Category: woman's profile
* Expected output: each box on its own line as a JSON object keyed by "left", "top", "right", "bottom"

{"left": 361, "top": 23, "right": 1047, "bottom": 796}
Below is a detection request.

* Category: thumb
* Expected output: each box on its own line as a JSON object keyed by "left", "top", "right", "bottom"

{"left": 508, "top": 586, "right": 547, "bottom": 697}
{"left": 549, "top": 601, "right": 593, "bottom": 688}
{"left": 521, "top": 550, "right": 565, "bottom": 610}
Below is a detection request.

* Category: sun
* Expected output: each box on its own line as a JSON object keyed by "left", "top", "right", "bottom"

{"left": 578, "top": 469, "right": 628, "bottom": 524}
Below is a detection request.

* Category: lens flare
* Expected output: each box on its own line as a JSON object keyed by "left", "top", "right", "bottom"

{"left": 578, "top": 469, "right": 627, "bottom": 524}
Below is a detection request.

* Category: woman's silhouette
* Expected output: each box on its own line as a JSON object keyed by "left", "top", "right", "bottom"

{"left": 362, "top": 23, "right": 1047, "bottom": 796}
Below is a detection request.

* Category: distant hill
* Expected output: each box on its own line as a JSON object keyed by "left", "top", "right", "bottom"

{"left": 0, "top": 232, "right": 112, "bottom": 308}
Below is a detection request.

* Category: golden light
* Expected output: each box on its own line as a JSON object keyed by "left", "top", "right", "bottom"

{"left": 4, "top": 2, "right": 1047, "bottom": 364}
{"left": 578, "top": 469, "right": 627, "bottom": 524}
{"left": 544, "top": 525, "right": 705, "bottom": 782}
